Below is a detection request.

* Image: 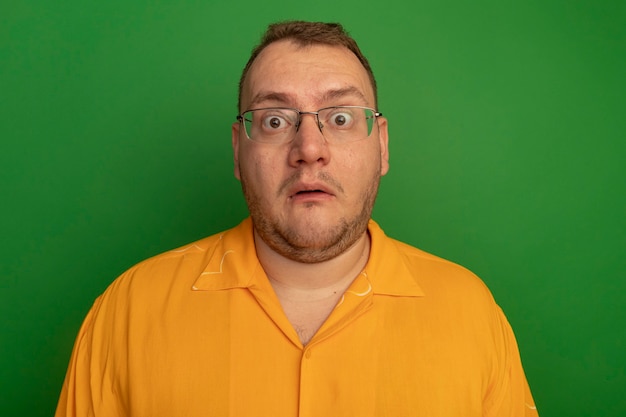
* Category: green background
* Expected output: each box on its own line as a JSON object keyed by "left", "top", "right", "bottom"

{"left": 2, "top": 1, "right": 624, "bottom": 416}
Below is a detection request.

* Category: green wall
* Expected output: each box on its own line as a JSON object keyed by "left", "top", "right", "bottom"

{"left": 2, "top": 1, "right": 624, "bottom": 416}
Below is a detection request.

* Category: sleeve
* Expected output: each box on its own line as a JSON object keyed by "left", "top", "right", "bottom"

{"left": 483, "top": 306, "right": 539, "bottom": 417}
{"left": 54, "top": 296, "right": 126, "bottom": 417}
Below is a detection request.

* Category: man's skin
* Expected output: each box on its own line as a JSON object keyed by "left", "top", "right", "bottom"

{"left": 232, "top": 39, "right": 389, "bottom": 344}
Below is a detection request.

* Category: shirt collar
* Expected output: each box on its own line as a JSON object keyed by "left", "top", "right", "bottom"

{"left": 365, "top": 219, "right": 425, "bottom": 297}
{"left": 192, "top": 218, "right": 425, "bottom": 298}
{"left": 192, "top": 218, "right": 262, "bottom": 291}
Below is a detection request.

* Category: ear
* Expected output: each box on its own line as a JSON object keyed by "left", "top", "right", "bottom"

{"left": 377, "top": 116, "right": 390, "bottom": 176}
{"left": 231, "top": 122, "right": 241, "bottom": 180}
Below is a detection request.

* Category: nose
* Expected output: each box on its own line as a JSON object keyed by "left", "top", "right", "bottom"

{"left": 288, "top": 113, "right": 330, "bottom": 167}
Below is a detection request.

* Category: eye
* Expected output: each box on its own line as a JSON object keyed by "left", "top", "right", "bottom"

{"left": 334, "top": 114, "right": 347, "bottom": 126}
{"left": 327, "top": 109, "right": 354, "bottom": 129}
{"left": 262, "top": 115, "right": 288, "bottom": 130}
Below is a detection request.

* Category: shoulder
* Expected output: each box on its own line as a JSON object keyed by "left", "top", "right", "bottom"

{"left": 395, "top": 237, "right": 492, "bottom": 295}
{"left": 122, "top": 232, "right": 224, "bottom": 284}
{"left": 100, "top": 221, "right": 251, "bottom": 303}
{"left": 368, "top": 220, "right": 495, "bottom": 304}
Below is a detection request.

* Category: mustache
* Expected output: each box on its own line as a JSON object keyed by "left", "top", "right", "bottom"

{"left": 278, "top": 171, "right": 345, "bottom": 196}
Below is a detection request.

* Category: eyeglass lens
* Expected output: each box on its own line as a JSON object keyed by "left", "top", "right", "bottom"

{"left": 242, "top": 107, "right": 377, "bottom": 143}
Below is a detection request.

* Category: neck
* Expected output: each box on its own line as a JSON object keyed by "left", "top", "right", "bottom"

{"left": 254, "top": 228, "right": 371, "bottom": 297}
{"left": 253, "top": 227, "right": 371, "bottom": 345}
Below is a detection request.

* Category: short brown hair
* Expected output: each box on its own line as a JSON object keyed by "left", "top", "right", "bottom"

{"left": 238, "top": 21, "right": 378, "bottom": 110}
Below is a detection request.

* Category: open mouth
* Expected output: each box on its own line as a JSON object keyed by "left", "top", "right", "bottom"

{"left": 290, "top": 188, "right": 333, "bottom": 201}
{"left": 296, "top": 189, "right": 326, "bottom": 195}
{"left": 286, "top": 181, "right": 335, "bottom": 200}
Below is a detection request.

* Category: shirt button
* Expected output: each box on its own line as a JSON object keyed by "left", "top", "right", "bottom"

{"left": 305, "top": 349, "right": 312, "bottom": 359}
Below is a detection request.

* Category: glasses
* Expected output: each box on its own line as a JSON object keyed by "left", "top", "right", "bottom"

{"left": 236, "top": 106, "right": 382, "bottom": 144}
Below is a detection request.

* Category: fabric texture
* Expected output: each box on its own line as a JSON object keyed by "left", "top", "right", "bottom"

{"left": 56, "top": 218, "right": 538, "bottom": 416}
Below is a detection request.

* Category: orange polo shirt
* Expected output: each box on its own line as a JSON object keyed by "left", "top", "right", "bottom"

{"left": 56, "top": 218, "right": 538, "bottom": 416}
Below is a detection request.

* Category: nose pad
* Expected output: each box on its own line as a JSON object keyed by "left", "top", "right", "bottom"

{"left": 289, "top": 111, "right": 331, "bottom": 165}
{"left": 295, "top": 112, "right": 324, "bottom": 136}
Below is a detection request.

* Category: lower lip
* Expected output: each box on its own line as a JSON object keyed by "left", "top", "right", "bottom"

{"left": 290, "top": 192, "right": 334, "bottom": 203}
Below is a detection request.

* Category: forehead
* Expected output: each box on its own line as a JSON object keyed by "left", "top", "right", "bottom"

{"left": 242, "top": 40, "right": 375, "bottom": 109}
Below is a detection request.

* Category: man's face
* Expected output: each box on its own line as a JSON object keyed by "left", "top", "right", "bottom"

{"left": 232, "top": 40, "right": 389, "bottom": 263}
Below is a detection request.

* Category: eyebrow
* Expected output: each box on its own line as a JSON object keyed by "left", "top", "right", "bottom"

{"left": 248, "top": 86, "right": 370, "bottom": 109}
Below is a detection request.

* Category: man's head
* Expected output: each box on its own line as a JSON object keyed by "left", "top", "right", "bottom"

{"left": 233, "top": 21, "right": 389, "bottom": 264}
{"left": 238, "top": 21, "right": 378, "bottom": 112}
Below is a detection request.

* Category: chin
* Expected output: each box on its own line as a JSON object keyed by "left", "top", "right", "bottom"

{"left": 259, "top": 214, "right": 366, "bottom": 263}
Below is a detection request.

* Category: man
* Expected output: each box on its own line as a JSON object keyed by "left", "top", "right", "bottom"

{"left": 56, "top": 21, "right": 538, "bottom": 416}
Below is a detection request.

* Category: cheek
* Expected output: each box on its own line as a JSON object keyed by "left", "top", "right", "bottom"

{"left": 334, "top": 152, "right": 371, "bottom": 199}
{"left": 340, "top": 145, "right": 381, "bottom": 177}
{"left": 240, "top": 149, "right": 283, "bottom": 192}
{"left": 339, "top": 146, "right": 363, "bottom": 171}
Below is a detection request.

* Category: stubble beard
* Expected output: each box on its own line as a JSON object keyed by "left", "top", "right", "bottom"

{"left": 240, "top": 169, "right": 381, "bottom": 264}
